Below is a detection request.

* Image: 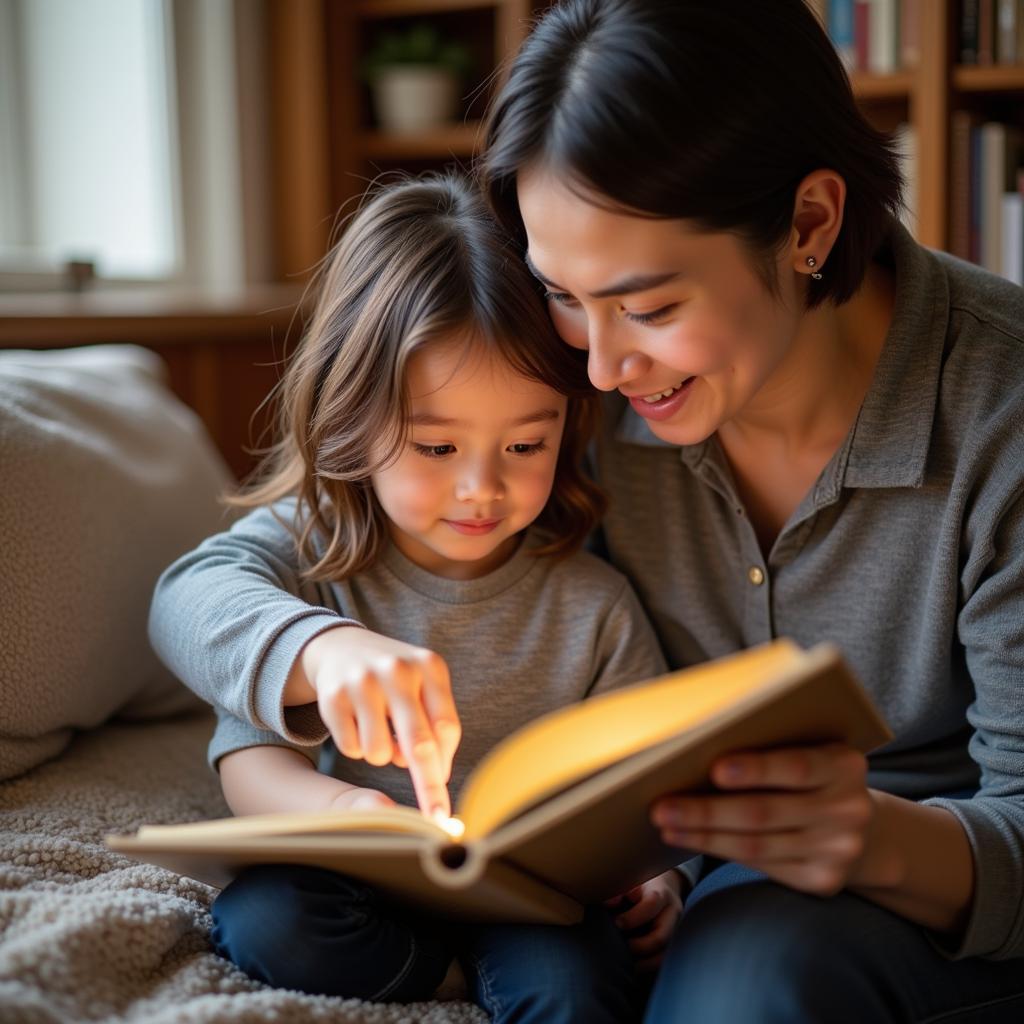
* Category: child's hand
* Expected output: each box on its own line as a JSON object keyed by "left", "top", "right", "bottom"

{"left": 605, "top": 870, "right": 684, "bottom": 971}
{"left": 294, "top": 626, "right": 462, "bottom": 819}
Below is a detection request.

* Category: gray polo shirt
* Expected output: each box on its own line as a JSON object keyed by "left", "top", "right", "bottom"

{"left": 592, "top": 221, "right": 1024, "bottom": 960}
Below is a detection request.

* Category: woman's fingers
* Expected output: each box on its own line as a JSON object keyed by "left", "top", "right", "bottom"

{"left": 709, "top": 743, "right": 868, "bottom": 792}
{"left": 653, "top": 788, "right": 871, "bottom": 835}
{"left": 651, "top": 743, "right": 876, "bottom": 895}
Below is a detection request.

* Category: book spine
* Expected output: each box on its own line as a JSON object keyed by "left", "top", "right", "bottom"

{"left": 962, "top": 0, "right": 980, "bottom": 62}
{"left": 997, "top": 0, "right": 1017, "bottom": 61}
{"left": 980, "top": 122, "right": 1006, "bottom": 273}
{"left": 1000, "top": 192, "right": 1023, "bottom": 286}
{"left": 829, "top": 0, "right": 858, "bottom": 70}
{"left": 855, "top": 0, "right": 872, "bottom": 70}
{"left": 868, "top": 0, "right": 898, "bottom": 72}
{"left": 979, "top": 0, "right": 996, "bottom": 63}
{"left": 901, "top": 0, "right": 921, "bottom": 67}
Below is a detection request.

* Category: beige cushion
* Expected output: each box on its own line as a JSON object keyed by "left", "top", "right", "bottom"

{"left": 0, "top": 344, "right": 234, "bottom": 779}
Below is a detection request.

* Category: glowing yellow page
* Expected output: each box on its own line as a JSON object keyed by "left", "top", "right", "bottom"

{"left": 456, "top": 639, "right": 801, "bottom": 841}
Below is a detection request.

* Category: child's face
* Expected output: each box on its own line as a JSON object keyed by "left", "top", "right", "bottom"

{"left": 371, "top": 340, "right": 567, "bottom": 580}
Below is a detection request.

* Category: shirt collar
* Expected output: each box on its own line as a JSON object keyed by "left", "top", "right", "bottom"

{"left": 842, "top": 220, "right": 948, "bottom": 488}
{"left": 612, "top": 219, "right": 948, "bottom": 490}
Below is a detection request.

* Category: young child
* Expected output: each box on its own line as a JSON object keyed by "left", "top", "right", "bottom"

{"left": 149, "top": 173, "right": 679, "bottom": 1023}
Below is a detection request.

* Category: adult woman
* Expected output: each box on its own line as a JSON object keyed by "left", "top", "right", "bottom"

{"left": 479, "top": 0, "right": 1024, "bottom": 1019}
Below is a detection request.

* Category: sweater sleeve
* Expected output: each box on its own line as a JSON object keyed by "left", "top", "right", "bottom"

{"left": 148, "top": 503, "right": 361, "bottom": 746}
{"left": 208, "top": 704, "right": 321, "bottom": 772}
{"left": 924, "top": 486, "right": 1024, "bottom": 960}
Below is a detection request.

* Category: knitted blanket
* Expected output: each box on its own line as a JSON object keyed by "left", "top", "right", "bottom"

{"left": 0, "top": 711, "right": 488, "bottom": 1024}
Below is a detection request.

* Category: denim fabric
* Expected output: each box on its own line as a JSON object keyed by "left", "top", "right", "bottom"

{"left": 211, "top": 864, "right": 638, "bottom": 1023}
{"left": 644, "top": 862, "right": 1024, "bottom": 1023}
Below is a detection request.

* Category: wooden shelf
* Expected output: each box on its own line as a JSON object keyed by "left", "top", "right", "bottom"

{"left": 850, "top": 70, "right": 915, "bottom": 100}
{"left": 0, "top": 284, "right": 305, "bottom": 347}
{"left": 359, "top": 120, "right": 484, "bottom": 159}
{"left": 953, "top": 64, "right": 1024, "bottom": 93}
{"left": 357, "top": 0, "right": 498, "bottom": 17}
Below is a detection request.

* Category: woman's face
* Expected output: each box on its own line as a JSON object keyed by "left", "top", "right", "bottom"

{"left": 517, "top": 167, "right": 805, "bottom": 446}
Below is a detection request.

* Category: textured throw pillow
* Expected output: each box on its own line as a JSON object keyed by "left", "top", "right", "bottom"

{"left": 0, "top": 344, "right": 235, "bottom": 779}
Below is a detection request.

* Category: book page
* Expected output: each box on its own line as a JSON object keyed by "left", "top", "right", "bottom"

{"left": 457, "top": 640, "right": 803, "bottom": 840}
{"left": 135, "top": 804, "right": 445, "bottom": 842}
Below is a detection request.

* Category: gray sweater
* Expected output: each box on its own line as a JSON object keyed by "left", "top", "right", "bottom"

{"left": 149, "top": 510, "right": 668, "bottom": 809}
{"left": 592, "top": 221, "right": 1024, "bottom": 961}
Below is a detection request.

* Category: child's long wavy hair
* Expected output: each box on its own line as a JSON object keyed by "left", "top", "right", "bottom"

{"left": 233, "top": 173, "right": 605, "bottom": 582}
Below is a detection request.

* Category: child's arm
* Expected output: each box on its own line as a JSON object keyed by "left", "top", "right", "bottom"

{"left": 218, "top": 745, "right": 395, "bottom": 817}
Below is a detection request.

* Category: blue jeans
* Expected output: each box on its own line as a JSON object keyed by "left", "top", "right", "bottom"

{"left": 211, "top": 864, "right": 638, "bottom": 1023}
{"left": 645, "top": 862, "right": 1024, "bottom": 1023}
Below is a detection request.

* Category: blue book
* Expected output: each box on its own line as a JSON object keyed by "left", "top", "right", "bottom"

{"left": 828, "top": 0, "right": 857, "bottom": 69}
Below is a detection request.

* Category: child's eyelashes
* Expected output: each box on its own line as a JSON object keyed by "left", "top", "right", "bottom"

{"left": 508, "top": 441, "right": 548, "bottom": 456}
{"left": 410, "top": 441, "right": 549, "bottom": 459}
{"left": 411, "top": 443, "right": 456, "bottom": 459}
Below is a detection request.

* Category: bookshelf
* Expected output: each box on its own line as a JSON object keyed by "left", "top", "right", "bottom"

{"left": 810, "top": 0, "right": 1024, "bottom": 269}
{"left": 268, "top": 1, "right": 1024, "bottom": 278}
{"left": 266, "top": 0, "right": 536, "bottom": 281}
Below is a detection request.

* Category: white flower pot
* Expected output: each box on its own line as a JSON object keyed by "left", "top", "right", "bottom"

{"left": 372, "top": 65, "right": 459, "bottom": 134}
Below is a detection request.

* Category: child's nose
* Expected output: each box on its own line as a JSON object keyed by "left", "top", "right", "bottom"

{"left": 454, "top": 459, "right": 505, "bottom": 503}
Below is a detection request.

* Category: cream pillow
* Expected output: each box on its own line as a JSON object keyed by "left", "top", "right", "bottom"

{"left": 0, "top": 344, "right": 234, "bottom": 779}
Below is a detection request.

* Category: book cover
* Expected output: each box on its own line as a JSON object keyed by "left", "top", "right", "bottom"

{"left": 108, "top": 640, "right": 893, "bottom": 924}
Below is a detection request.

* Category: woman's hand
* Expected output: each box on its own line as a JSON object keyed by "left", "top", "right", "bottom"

{"left": 606, "top": 870, "right": 684, "bottom": 971}
{"left": 290, "top": 626, "right": 462, "bottom": 819}
{"left": 651, "top": 742, "right": 875, "bottom": 896}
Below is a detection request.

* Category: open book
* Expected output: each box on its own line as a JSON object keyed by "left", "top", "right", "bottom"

{"left": 107, "top": 639, "right": 892, "bottom": 924}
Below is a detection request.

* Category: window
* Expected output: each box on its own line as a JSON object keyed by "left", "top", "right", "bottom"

{"left": 0, "top": 0, "right": 180, "bottom": 282}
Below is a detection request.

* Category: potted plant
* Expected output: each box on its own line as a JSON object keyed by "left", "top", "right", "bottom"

{"left": 362, "top": 23, "right": 473, "bottom": 134}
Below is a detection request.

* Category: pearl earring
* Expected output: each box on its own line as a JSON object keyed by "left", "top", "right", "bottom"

{"left": 806, "top": 256, "right": 823, "bottom": 281}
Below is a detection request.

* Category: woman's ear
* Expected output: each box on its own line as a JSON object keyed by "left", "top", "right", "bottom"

{"left": 788, "top": 169, "right": 846, "bottom": 279}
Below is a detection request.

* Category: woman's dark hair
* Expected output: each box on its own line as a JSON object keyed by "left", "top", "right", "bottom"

{"left": 232, "top": 172, "right": 605, "bottom": 580}
{"left": 479, "top": 0, "right": 904, "bottom": 308}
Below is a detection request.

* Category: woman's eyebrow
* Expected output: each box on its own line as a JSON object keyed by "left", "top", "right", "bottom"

{"left": 525, "top": 252, "right": 680, "bottom": 298}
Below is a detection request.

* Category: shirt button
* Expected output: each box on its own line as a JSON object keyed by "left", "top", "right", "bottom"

{"left": 748, "top": 566, "right": 765, "bottom": 586}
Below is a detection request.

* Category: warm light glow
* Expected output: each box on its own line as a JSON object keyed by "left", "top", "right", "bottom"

{"left": 433, "top": 812, "right": 466, "bottom": 839}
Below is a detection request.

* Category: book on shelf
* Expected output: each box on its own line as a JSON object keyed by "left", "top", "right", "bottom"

{"left": 962, "top": 0, "right": 1024, "bottom": 64}
{"left": 829, "top": 0, "right": 909, "bottom": 74}
{"left": 1002, "top": 189, "right": 1023, "bottom": 286}
{"left": 107, "top": 640, "right": 892, "bottom": 925}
